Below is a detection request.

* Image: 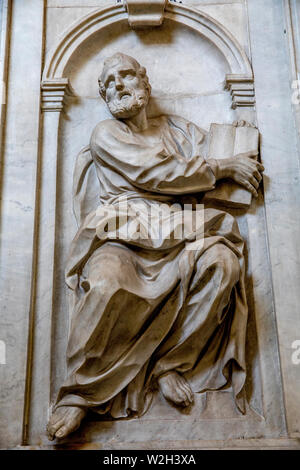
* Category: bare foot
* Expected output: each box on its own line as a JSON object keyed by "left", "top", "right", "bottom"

{"left": 47, "top": 406, "right": 86, "bottom": 440}
{"left": 158, "top": 371, "right": 194, "bottom": 407}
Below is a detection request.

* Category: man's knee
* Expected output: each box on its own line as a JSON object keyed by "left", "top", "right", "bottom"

{"left": 82, "top": 251, "right": 128, "bottom": 292}
{"left": 211, "top": 244, "right": 240, "bottom": 286}
{"left": 190, "top": 244, "right": 240, "bottom": 292}
{"left": 199, "top": 244, "right": 240, "bottom": 287}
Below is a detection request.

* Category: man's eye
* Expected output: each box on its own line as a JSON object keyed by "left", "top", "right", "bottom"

{"left": 107, "top": 80, "right": 114, "bottom": 87}
{"left": 125, "top": 73, "right": 134, "bottom": 79}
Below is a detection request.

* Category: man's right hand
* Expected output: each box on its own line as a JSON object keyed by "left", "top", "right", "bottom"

{"left": 213, "top": 152, "right": 264, "bottom": 198}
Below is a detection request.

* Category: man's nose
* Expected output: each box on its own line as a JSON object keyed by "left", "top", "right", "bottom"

{"left": 115, "top": 76, "right": 124, "bottom": 90}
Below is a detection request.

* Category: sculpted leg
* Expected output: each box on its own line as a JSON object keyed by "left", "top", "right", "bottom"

{"left": 155, "top": 244, "right": 241, "bottom": 405}
{"left": 47, "top": 406, "right": 86, "bottom": 440}
{"left": 50, "top": 241, "right": 243, "bottom": 429}
{"left": 49, "top": 243, "right": 174, "bottom": 434}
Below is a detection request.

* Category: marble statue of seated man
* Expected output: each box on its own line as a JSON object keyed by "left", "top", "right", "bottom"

{"left": 47, "top": 53, "right": 264, "bottom": 440}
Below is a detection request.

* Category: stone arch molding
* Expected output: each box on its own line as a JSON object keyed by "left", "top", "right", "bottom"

{"left": 41, "top": 1, "right": 255, "bottom": 111}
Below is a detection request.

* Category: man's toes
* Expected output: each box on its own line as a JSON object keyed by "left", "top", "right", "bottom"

{"left": 175, "top": 391, "right": 188, "bottom": 406}
{"left": 47, "top": 430, "right": 55, "bottom": 441}
{"left": 55, "top": 425, "right": 69, "bottom": 439}
{"left": 47, "top": 418, "right": 64, "bottom": 439}
{"left": 179, "top": 378, "right": 193, "bottom": 403}
{"left": 48, "top": 411, "right": 64, "bottom": 426}
{"left": 178, "top": 387, "right": 193, "bottom": 406}
{"left": 183, "top": 385, "right": 194, "bottom": 404}
{"left": 158, "top": 372, "right": 194, "bottom": 408}
{"left": 181, "top": 382, "right": 194, "bottom": 404}
{"left": 182, "top": 395, "right": 192, "bottom": 407}
{"left": 47, "top": 425, "right": 59, "bottom": 440}
{"left": 179, "top": 397, "right": 189, "bottom": 408}
{"left": 55, "top": 419, "right": 80, "bottom": 439}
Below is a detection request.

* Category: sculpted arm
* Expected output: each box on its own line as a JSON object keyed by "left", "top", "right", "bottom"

{"left": 91, "top": 122, "right": 264, "bottom": 197}
{"left": 90, "top": 122, "right": 217, "bottom": 195}
{"left": 209, "top": 155, "right": 264, "bottom": 198}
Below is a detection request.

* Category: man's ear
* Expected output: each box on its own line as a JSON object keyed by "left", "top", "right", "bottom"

{"left": 98, "top": 78, "right": 106, "bottom": 100}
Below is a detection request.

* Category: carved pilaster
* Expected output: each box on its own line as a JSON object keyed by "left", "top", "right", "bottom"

{"left": 41, "top": 78, "right": 74, "bottom": 112}
{"left": 125, "top": 0, "right": 167, "bottom": 28}
{"left": 225, "top": 74, "right": 255, "bottom": 109}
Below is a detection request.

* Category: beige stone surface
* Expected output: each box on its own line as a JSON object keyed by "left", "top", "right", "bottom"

{"left": 0, "top": 0, "right": 44, "bottom": 448}
{"left": 195, "top": 3, "right": 248, "bottom": 51}
{"left": 248, "top": 0, "right": 300, "bottom": 438}
{"left": 45, "top": 7, "right": 97, "bottom": 55}
{"left": 11, "top": 438, "right": 300, "bottom": 450}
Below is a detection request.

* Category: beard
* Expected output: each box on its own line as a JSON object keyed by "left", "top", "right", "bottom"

{"left": 107, "top": 87, "right": 148, "bottom": 119}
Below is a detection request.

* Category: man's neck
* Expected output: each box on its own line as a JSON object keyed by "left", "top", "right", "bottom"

{"left": 124, "top": 107, "right": 148, "bottom": 132}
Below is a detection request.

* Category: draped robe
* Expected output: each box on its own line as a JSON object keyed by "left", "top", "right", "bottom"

{"left": 55, "top": 115, "right": 248, "bottom": 417}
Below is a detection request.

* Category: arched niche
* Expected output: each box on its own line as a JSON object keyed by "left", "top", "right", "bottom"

{"left": 41, "top": 2, "right": 255, "bottom": 112}
{"left": 43, "top": 3, "right": 253, "bottom": 81}
{"left": 61, "top": 17, "right": 235, "bottom": 131}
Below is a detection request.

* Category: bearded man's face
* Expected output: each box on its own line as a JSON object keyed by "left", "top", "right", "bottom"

{"left": 101, "top": 58, "right": 149, "bottom": 119}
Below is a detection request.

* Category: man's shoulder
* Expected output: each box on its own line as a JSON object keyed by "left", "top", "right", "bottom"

{"left": 92, "top": 118, "right": 123, "bottom": 135}
{"left": 90, "top": 119, "right": 126, "bottom": 148}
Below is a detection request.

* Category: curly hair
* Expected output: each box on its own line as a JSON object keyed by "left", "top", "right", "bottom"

{"left": 98, "top": 53, "right": 151, "bottom": 100}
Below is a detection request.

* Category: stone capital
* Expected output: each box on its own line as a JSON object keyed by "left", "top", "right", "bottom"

{"left": 225, "top": 74, "right": 255, "bottom": 109}
{"left": 41, "top": 78, "right": 74, "bottom": 112}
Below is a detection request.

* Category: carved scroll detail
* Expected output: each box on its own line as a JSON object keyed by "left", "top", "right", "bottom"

{"left": 125, "top": 0, "right": 167, "bottom": 28}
